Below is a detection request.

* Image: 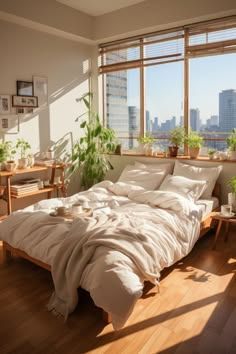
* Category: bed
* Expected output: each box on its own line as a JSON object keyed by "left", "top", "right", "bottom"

{"left": 0, "top": 161, "right": 222, "bottom": 329}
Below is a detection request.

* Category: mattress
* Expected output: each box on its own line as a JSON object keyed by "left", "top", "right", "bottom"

{"left": 196, "top": 197, "right": 219, "bottom": 220}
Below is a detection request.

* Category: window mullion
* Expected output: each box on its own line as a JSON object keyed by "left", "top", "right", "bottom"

{"left": 184, "top": 28, "right": 189, "bottom": 155}
{"left": 140, "top": 39, "right": 145, "bottom": 138}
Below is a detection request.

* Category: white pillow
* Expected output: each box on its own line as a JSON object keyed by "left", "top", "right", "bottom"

{"left": 173, "top": 160, "right": 222, "bottom": 198}
{"left": 108, "top": 182, "right": 144, "bottom": 196}
{"left": 134, "top": 161, "right": 173, "bottom": 174}
{"left": 159, "top": 174, "right": 207, "bottom": 202}
{"left": 118, "top": 163, "right": 171, "bottom": 190}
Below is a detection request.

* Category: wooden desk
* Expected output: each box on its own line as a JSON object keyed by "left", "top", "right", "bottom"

{"left": 0, "top": 164, "right": 67, "bottom": 215}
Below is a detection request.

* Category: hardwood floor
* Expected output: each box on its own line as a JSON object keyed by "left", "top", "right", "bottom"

{"left": 0, "top": 226, "right": 236, "bottom": 354}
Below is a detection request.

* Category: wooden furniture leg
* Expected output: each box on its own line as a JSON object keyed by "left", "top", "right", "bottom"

{"left": 224, "top": 221, "right": 230, "bottom": 242}
{"left": 2, "top": 241, "right": 12, "bottom": 263}
{"left": 212, "top": 219, "right": 223, "bottom": 249}
{"left": 103, "top": 311, "right": 112, "bottom": 324}
{"left": 6, "top": 175, "right": 12, "bottom": 215}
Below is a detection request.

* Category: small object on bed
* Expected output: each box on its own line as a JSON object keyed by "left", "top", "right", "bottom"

{"left": 50, "top": 207, "right": 93, "bottom": 219}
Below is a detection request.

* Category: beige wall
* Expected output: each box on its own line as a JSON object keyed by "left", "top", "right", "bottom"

{"left": 0, "top": 0, "right": 93, "bottom": 41}
{"left": 94, "top": 0, "right": 236, "bottom": 41}
{"left": 106, "top": 155, "right": 236, "bottom": 204}
{"left": 0, "top": 19, "right": 94, "bottom": 212}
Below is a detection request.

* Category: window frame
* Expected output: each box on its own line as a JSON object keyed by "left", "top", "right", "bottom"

{"left": 99, "top": 15, "right": 236, "bottom": 153}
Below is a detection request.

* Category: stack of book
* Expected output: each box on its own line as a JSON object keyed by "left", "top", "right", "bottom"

{"left": 10, "top": 178, "right": 40, "bottom": 197}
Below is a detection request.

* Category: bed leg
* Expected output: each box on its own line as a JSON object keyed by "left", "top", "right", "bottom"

{"left": 2, "top": 242, "right": 12, "bottom": 263}
{"left": 103, "top": 310, "right": 112, "bottom": 324}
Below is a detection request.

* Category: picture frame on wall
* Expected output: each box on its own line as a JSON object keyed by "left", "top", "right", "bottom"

{"left": 0, "top": 95, "right": 11, "bottom": 114}
{"left": 33, "top": 76, "right": 48, "bottom": 106}
{"left": 16, "top": 107, "right": 34, "bottom": 115}
{"left": 16, "top": 81, "right": 33, "bottom": 96}
{"left": 12, "top": 95, "right": 38, "bottom": 108}
{"left": 0, "top": 114, "right": 20, "bottom": 134}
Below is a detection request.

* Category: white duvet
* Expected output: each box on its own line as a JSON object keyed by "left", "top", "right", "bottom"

{"left": 0, "top": 181, "right": 203, "bottom": 329}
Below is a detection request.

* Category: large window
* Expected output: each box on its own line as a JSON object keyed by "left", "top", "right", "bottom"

{"left": 99, "top": 16, "right": 236, "bottom": 153}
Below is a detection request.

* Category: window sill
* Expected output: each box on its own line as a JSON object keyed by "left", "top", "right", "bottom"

{"left": 111, "top": 152, "right": 236, "bottom": 163}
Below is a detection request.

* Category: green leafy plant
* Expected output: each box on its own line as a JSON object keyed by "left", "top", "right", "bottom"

{"left": 169, "top": 127, "right": 185, "bottom": 147}
{"left": 4, "top": 141, "right": 16, "bottom": 161}
{"left": 71, "top": 93, "right": 116, "bottom": 189}
{"left": 228, "top": 176, "right": 236, "bottom": 194}
{"left": 16, "top": 139, "right": 31, "bottom": 159}
{"left": 185, "top": 131, "right": 203, "bottom": 148}
{"left": 208, "top": 148, "right": 216, "bottom": 157}
{"left": 226, "top": 129, "right": 236, "bottom": 151}
{"left": 137, "top": 134, "right": 155, "bottom": 145}
{"left": 0, "top": 141, "right": 10, "bottom": 163}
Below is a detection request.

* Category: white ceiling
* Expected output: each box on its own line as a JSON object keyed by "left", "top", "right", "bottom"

{"left": 56, "top": 0, "right": 145, "bottom": 16}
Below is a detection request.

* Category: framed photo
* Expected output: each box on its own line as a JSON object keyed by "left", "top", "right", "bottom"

{"left": 16, "top": 107, "right": 34, "bottom": 115}
{"left": 12, "top": 95, "right": 38, "bottom": 108}
{"left": 33, "top": 76, "right": 48, "bottom": 106}
{"left": 0, "top": 114, "right": 20, "bottom": 134}
{"left": 0, "top": 95, "right": 11, "bottom": 114}
{"left": 16, "top": 81, "right": 33, "bottom": 96}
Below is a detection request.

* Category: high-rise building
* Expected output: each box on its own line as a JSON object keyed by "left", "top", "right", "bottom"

{"left": 152, "top": 117, "right": 159, "bottom": 132}
{"left": 106, "top": 53, "right": 129, "bottom": 140}
{"left": 219, "top": 89, "right": 236, "bottom": 131}
{"left": 146, "top": 110, "right": 151, "bottom": 132}
{"left": 190, "top": 109, "right": 201, "bottom": 131}
{"left": 128, "top": 106, "right": 140, "bottom": 149}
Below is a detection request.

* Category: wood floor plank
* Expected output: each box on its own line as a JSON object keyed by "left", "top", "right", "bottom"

{"left": 0, "top": 227, "right": 236, "bottom": 354}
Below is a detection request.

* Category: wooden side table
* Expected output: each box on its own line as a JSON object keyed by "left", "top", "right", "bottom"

{"left": 211, "top": 212, "right": 236, "bottom": 249}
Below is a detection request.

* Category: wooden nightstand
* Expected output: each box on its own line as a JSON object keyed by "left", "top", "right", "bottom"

{"left": 211, "top": 212, "right": 236, "bottom": 249}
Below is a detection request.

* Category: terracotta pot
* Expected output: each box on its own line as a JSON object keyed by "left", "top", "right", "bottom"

{"left": 5, "top": 161, "right": 17, "bottom": 172}
{"left": 189, "top": 147, "right": 200, "bottom": 159}
{"left": 168, "top": 146, "right": 179, "bottom": 157}
{"left": 228, "top": 192, "right": 236, "bottom": 212}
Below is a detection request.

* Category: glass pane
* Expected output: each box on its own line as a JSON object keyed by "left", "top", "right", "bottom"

{"left": 144, "top": 61, "right": 184, "bottom": 141}
{"left": 189, "top": 53, "right": 236, "bottom": 153}
{"left": 105, "top": 69, "right": 140, "bottom": 149}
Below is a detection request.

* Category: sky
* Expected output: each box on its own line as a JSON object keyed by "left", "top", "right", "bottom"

{"left": 127, "top": 53, "right": 236, "bottom": 125}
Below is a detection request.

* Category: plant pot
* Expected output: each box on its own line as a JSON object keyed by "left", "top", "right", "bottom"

{"left": 230, "top": 151, "right": 236, "bottom": 160}
{"left": 114, "top": 144, "right": 122, "bottom": 155}
{"left": 5, "top": 161, "right": 17, "bottom": 172}
{"left": 0, "top": 162, "right": 6, "bottom": 171}
{"left": 27, "top": 155, "right": 35, "bottom": 167}
{"left": 18, "top": 158, "right": 28, "bottom": 169}
{"left": 189, "top": 147, "right": 200, "bottom": 159}
{"left": 138, "top": 143, "right": 145, "bottom": 154}
{"left": 228, "top": 192, "right": 236, "bottom": 212}
{"left": 168, "top": 146, "right": 179, "bottom": 157}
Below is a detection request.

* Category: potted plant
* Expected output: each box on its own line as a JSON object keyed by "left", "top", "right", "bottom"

{"left": 228, "top": 176, "right": 236, "bottom": 212}
{"left": 208, "top": 148, "right": 216, "bottom": 160}
{"left": 16, "top": 138, "right": 31, "bottom": 169}
{"left": 169, "top": 127, "right": 185, "bottom": 157}
{"left": 71, "top": 93, "right": 116, "bottom": 189}
{"left": 137, "top": 134, "right": 155, "bottom": 155}
{"left": 0, "top": 141, "right": 9, "bottom": 170}
{"left": 185, "top": 131, "right": 203, "bottom": 159}
{"left": 226, "top": 129, "right": 236, "bottom": 160}
{"left": 5, "top": 141, "right": 17, "bottom": 172}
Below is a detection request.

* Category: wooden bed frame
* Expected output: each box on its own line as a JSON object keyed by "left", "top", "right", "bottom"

{"left": 1, "top": 183, "right": 221, "bottom": 324}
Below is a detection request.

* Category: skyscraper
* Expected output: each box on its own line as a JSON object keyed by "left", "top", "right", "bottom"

{"left": 146, "top": 110, "right": 151, "bottom": 132}
{"left": 190, "top": 109, "right": 201, "bottom": 131}
{"left": 128, "top": 106, "right": 140, "bottom": 149}
{"left": 152, "top": 117, "right": 159, "bottom": 132}
{"left": 219, "top": 89, "right": 236, "bottom": 131}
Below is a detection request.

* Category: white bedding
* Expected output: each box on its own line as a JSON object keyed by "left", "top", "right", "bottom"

{"left": 0, "top": 181, "right": 208, "bottom": 329}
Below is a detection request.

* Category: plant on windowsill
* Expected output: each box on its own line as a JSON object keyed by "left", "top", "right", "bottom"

{"left": 71, "top": 92, "right": 117, "bottom": 189}
{"left": 0, "top": 141, "right": 9, "bottom": 171}
{"left": 168, "top": 127, "right": 185, "bottom": 157}
{"left": 5, "top": 141, "right": 17, "bottom": 172}
{"left": 228, "top": 176, "right": 236, "bottom": 212}
{"left": 16, "top": 138, "right": 31, "bottom": 169}
{"left": 137, "top": 134, "right": 155, "bottom": 155}
{"left": 207, "top": 148, "right": 216, "bottom": 160}
{"left": 226, "top": 129, "right": 236, "bottom": 160}
{"left": 185, "top": 131, "right": 203, "bottom": 159}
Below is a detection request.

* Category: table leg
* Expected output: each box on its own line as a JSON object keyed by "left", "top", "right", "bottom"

{"left": 212, "top": 219, "right": 223, "bottom": 250}
{"left": 6, "top": 176, "right": 12, "bottom": 215}
{"left": 224, "top": 221, "right": 230, "bottom": 242}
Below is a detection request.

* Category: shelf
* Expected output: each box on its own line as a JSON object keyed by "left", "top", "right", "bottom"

{"left": 11, "top": 187, "right": 54, "bottom": 199}
{"left": 0, "top": 166, "right": 48, "bottom": 177}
